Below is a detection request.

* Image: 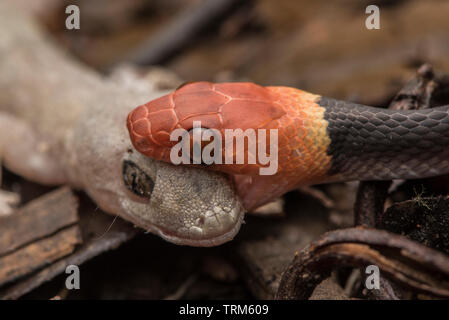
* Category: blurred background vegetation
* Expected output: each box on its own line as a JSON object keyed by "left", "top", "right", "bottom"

{"left": 17, "top": 0, "right": 449, "bottom": 105}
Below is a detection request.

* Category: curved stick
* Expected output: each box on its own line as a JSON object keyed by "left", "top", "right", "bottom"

{"left": 275, "top": 228, "right": 449, "bottom": 299}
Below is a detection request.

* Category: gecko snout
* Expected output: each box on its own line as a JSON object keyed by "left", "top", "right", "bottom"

{"left": 120, "top": 153, "right": 245, "bottom": 247}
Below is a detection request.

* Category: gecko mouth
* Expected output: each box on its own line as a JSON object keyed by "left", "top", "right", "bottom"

{"left": 148, "top": 205, "right": 245, "bottom": 247}
{"left": 120, "top": 196, "right": 245, "bottom": 247}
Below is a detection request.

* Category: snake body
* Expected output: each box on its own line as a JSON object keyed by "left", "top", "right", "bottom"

{"left": 127, "top": 82, "right": 449, "bottom": 210}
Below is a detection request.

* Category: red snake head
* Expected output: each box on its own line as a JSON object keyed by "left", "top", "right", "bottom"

{"left": 127, "top": 82, "right": 286, "bottom": 176}
{"left": 127, "top": 81, "right": 330, "bottom": 210}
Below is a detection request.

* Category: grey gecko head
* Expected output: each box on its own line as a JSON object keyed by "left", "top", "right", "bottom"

{"left": 119, "top": 149, "right": 244, "bottom": 246}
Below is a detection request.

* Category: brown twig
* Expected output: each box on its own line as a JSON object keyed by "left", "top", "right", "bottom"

{"left": 354, "top": 181, "right": 391, "bottom": 227}
{"left": 276, "top": 228, "right": 449, "bottom": 300}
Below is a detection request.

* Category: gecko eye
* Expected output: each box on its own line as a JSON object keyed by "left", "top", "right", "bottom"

{"left": 122, "top": 160, "right": 154, "bottom": 199}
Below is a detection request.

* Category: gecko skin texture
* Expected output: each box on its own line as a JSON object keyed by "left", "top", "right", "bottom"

{"left": 127, "top": 82, "right": 449, "bottom": 210}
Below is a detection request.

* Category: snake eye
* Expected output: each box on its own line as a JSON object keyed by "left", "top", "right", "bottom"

{"left": 122, "top": 160, "right": 154, "bottom": 199}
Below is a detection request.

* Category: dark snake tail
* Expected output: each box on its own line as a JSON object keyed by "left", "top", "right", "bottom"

{"left": 318, "top": 97, "right": 449, "bottom": 181}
